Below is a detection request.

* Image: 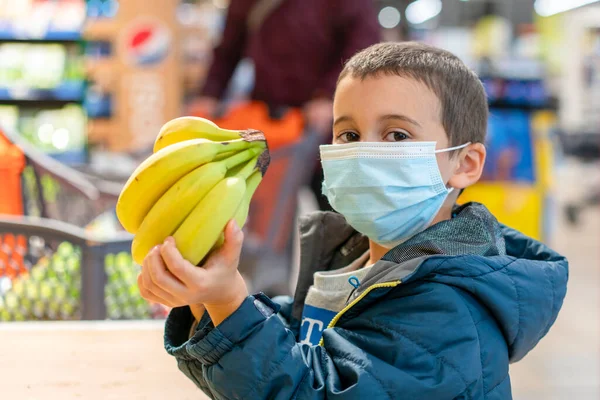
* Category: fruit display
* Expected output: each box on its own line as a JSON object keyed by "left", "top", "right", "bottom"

{"left": 0, "top": 43, "right": 85, "bottom": 91}
{"left": 116, "top": 116, "right": 271, "bottom": 266}
{"left": 0, "top": 104, "right": 88, "bottom": 164}
{"left": 0, "top": 0, "right": 86, "bottom": 39}
{"left": 0, "top": 241, "right": 82, "bottom": 321}
{"left": 104, "top": 252, "right": 152, "bottom": 320}
{"left": 0, "top": 0, "right": 88, "bottom": 165}
{"left": 0, "top": 234, "right": 29, "bottom": 280}
{"left": 18, "top": 105, "right": 87, "bottom": 162}
{"left": 0, "top": 240, "right": 157, "bottom": 321}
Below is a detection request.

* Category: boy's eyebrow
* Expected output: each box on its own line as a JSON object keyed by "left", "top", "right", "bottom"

{"left": 333, "top": 116, "right": 353, "bottom": 127}
{"left": 380, "top": 114, "right": 422, "bottom": 128}
{"left": 333, "top": 114, "right": 422, "bottom": 128}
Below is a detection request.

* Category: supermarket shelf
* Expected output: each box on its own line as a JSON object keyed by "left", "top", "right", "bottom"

{"left": 0, "top": 81, "right": 85, "bottom": 103}
{"left": 0, "top": 30, "right": 82, "bottom": 42}
{"left": 481, "top": 76, "right": 545, "bottom": 83}
{"left": 49, "top": 149, "right": 88, "bottom": 165}
{"left": 0, "top": 100, "right": 83, "bottom": 108}
{"left": 489, "top": 99, "right": 559, "bottom": 111}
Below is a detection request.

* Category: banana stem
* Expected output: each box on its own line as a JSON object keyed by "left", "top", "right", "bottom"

{"left": 236, "top": 156, "right": 259, "bottom": 180}
{"left": 223, "top": 147, "right": 261, "bottom": 169}
{"left": 219, "top": 127, "right": 243, "bottom": 136}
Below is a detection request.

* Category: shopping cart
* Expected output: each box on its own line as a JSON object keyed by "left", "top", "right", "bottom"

{"left": 0, "top": 215, "right": 167, "bottom": 321}
{"left": 1, "top": 127, "right": 123, "bottom": 228}
{"left": 0, "top": 128, "right": 163, "bottom": 321}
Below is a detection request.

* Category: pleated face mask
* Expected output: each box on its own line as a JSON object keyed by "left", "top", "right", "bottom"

{"left": 320, "top": 141, "right": 469, "bottom": 248}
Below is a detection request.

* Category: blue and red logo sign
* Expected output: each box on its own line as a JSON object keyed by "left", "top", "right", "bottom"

{"left": 122, "top": 19, "right": 171, "bottom": 66}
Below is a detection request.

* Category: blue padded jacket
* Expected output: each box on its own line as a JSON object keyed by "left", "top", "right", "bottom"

{"left": 164, "top": 203, "right": 568, "bottom": 399}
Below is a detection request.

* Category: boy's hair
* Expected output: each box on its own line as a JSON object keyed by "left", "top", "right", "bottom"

{"left": 338, "top": 42, "right": 488, "bottom": 146}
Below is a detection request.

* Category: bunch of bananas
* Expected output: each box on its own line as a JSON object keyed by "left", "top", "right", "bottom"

{"left": 116, "top": 117, "right": 270, "bottom": 266}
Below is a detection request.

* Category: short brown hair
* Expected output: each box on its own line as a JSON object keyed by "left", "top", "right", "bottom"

{"left": 338, "top": 42, "right": 488, "bottom": 146}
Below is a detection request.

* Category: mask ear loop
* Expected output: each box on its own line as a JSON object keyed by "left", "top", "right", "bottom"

{"left": 437, "top": 142, "right": 471, "bottom": 192}
{"left": 434, "top": 142, "right": 471, "bottom": 154}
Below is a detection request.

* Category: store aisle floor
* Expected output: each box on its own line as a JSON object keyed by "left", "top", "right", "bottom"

{"left": 510, "top": 162, "right": 600, "bottom": 399}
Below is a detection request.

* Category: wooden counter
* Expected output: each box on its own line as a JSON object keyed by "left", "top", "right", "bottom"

{"left": 0, "top": 321, "right": 205, "bottom": 399}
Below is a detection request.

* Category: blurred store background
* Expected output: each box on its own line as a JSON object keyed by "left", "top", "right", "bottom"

{"left": 0, "top": 0, "right": 598, "bottom": 399}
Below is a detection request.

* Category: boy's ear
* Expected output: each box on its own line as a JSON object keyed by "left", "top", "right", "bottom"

{"left": 447, "top": 143, "right": 486, "bottom": 190}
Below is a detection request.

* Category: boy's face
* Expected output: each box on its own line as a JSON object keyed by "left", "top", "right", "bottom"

{"left": 333, "top": 75, "right": 457, "bottom": 184}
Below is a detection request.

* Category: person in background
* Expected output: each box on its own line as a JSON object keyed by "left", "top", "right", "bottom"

{"left": 189, "top": 0, "right": 381, "bottom": 209}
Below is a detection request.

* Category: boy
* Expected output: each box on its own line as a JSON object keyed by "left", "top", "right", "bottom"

{"left": 139, "top": 42, "right": 568, "bottom": 399}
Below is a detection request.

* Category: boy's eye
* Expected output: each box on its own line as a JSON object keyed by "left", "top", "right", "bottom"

{"left": 385, "top": 130, "right": 409, "bottom": 142}
{"left": 339, "top": 132, "right": 360, "bottom": 142}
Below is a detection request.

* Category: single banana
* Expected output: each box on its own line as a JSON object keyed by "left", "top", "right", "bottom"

{"left": 117, "top": 138, "right": 254, "bottom": 234}
{"left": 234, "top": 169, "right": 263, "bottom": 228}
{"left": 173, "top": 176, "right": 247, "bottom": 265}
{"left": 213, "top": 150, "right": 238, "bottom": 162}
{"left": 154, "top": 116, "right": 242, "bottom": 152}
{"left": 130, "top": 147, "right": 262, "bottom": 265}
{"left": 211, "top": 169, "right": 264, "bottom": 251}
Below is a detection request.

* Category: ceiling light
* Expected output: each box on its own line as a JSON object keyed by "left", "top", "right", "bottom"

{"left": 378, "top": 6, "right": 401, "bottom": 29}
{"left": 406, "top": 0, "right": 443, "bottom": 25}
{"left": 535, "top": 0, "right": 600, "bottom": 16}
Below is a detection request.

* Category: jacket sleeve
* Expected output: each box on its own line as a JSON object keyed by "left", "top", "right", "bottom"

{"left": 164, "top": 286, "right": 486, "bottom": 400}
{"left": 312, "top": 0, "right": 381, "bottom": 99}
{"left": 200, "top": 0, "right": 251, "bottom": 99}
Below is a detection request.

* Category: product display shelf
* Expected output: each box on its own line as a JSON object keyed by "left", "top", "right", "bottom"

{"left": 0, "top": 23, "right": 88, "bottom": 164}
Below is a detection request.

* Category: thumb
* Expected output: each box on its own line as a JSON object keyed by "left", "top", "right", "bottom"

{"left": 210, "top": 220, "right": 244, "bottom": 268}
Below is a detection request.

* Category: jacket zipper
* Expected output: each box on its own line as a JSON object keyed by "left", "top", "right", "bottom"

{"left": 318, "top": 280, "right": 401, "bottom": 346}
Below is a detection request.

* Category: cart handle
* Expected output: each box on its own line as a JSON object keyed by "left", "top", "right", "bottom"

{"left": 0, "top": 215, "right": 132, "bottom": 247}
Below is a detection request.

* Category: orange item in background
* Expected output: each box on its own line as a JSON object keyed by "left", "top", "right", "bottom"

{"left": 0, "top": 234, "right": 28, "bottom": 279}
{"left": 0, "top": 130, "right": 26, "bottom": 215}
{"left": 211, "top": 101, "right": 304, "bottom": 150}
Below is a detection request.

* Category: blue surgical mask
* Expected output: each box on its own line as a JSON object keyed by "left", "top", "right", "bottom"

{"left": 320, "top": 141, "right": 470, "bottom": 248}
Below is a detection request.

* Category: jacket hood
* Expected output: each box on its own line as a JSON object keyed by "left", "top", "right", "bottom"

{"left": 421, "top": 226, "right": 568, "bottom": 362}
{"left": 295, "top": 203, "right": 568, "bottom": 362}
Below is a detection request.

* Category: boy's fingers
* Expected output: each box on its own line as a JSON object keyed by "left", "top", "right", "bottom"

{"left": 140, "top": 261, "right": 154, "bottom": 292}
{"left": 160, "top": 237, "right": 198, "bottom": 284}
{"left": 211, "top": 220, "right": 244, "bottom": 268}
{"left": 141, "top": 254, "right": 181, "bottom": 305}
{"left": 137, "top": 273, "right": 177, "bottom": 308}
{"left": 144, "top": 276, "right": 184, "bottom": 307}
{"left": 147, "top": 246, "right": 187, "bottom": 294}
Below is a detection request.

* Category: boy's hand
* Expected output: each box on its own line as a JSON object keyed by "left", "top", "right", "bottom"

{"left": 138, "top": 220, "right": 249, "bottom": 325}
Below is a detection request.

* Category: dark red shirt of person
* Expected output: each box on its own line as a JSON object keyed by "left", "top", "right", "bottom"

{"left": 201, "top": 0, "right": 381, "bottom": 108}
